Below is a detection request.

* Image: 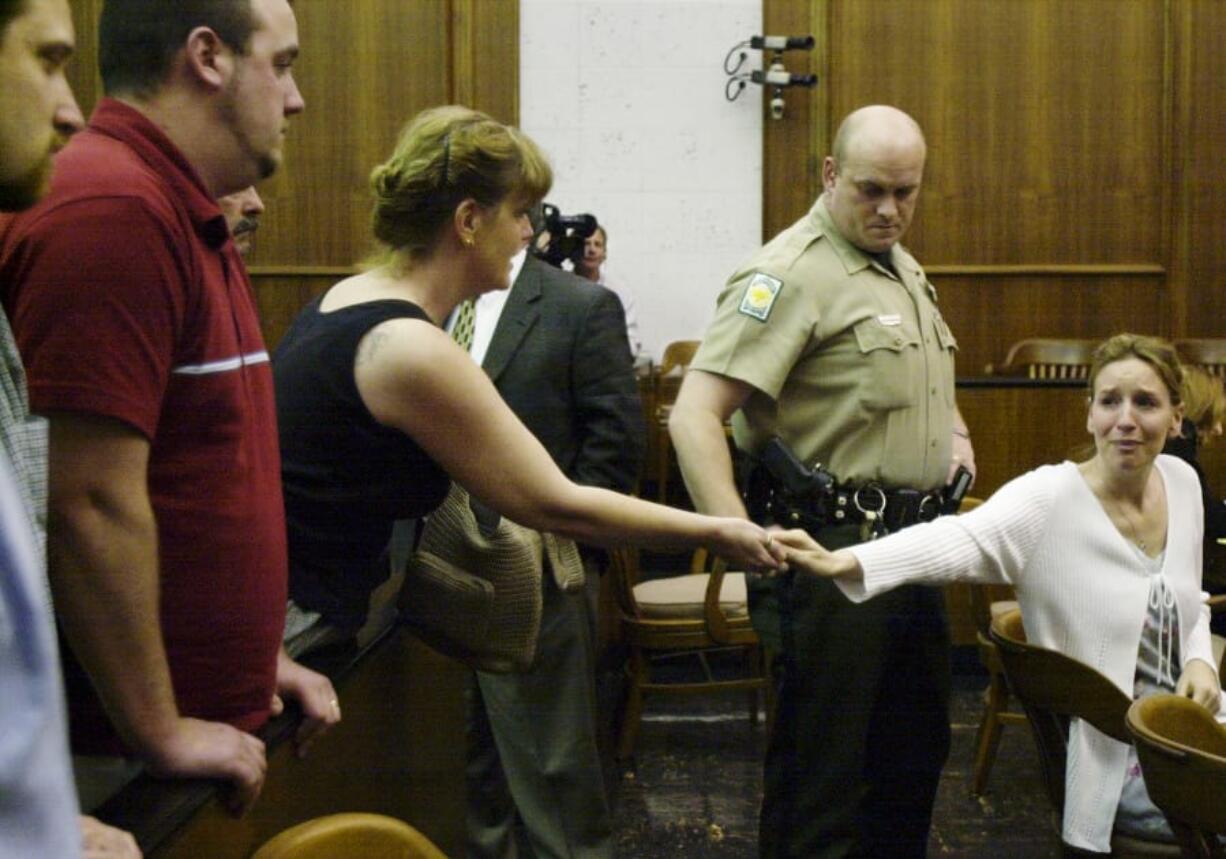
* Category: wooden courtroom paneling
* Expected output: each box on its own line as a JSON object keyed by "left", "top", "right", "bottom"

{"left": 936, "top": 275, "right": 1165, "bottom": 376}
{"left": 763, "top": 0, "right": 1224, "bottom": 375}
{"left": 1172, "top": 1, "right": 1226, "bottom": 339}
{"left": 251, "top": 273, "right": 337, "bottom": 349}
{"left": 66, "top": 0, "right": 103, "bottom": 118}
{"left": 250, "top": 2, "right": 448, "bottom": 269}
{"left": 248, "top": 0, "right": 519, "bottom": 346}
{"left": 832, "top": 1, "right": 1165, "bottom": 267}
{"left": 761, "top": 0, "right": 826, "bottom": 235}
{"left": 149, "top": 631, "right": 467, "bottom": 858}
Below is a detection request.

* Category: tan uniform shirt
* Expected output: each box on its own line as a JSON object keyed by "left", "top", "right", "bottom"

{"left": 692, "top": 197, "right": 957, "bottom": 491}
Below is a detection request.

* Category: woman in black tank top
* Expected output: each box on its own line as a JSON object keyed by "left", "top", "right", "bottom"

{"left": 276, "top": 106, "right": 785, "bottom": 635}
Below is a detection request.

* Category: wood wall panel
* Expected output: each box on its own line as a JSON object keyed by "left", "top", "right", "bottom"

{"left": 762, "top": 0, "right": 825, "bottom": 237}
{"left": 830, "top": 0, "right": 1166, "bottom": 267}
{"left": 67, "top": 1, "right": 103, "bottom": 119}
{"left": 252, "top": 273, "right": 335, "bottom": 349}
{"left": 452, "top": 0, "right": 520, "bottom": 124}
{"left": 251, "top": 2, "right": 454, "bottom": 270}
{"left": 1177, "top": 1, "right": 1226, "bottom": 338}
{"left": 937, "top": 275, "right": 1165, "bottom": 380}
{"left": 764, "top": 0, "right": 1223, "bottom": 374}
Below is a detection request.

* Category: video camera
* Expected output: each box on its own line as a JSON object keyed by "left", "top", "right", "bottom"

{"left": 532, "top": 203, "right": 597, "bottom": 269}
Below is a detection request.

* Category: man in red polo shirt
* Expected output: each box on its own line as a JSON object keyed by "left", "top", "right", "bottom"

{"left": 0, "top": 0, "right": 339, "bottom": 814}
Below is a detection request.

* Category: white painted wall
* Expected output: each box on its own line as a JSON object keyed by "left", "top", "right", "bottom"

{"left": 520, "top": 0, "right": 763, "bottom": 361}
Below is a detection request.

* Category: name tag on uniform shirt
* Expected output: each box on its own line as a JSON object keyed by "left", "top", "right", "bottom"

{"left": 738, "top": 272, "right": 783, "bottom": 322}
{"left": 876, "top": 314, "right": 902, "bottom": 326}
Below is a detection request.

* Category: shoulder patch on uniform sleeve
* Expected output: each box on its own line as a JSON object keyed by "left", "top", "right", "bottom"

{"left": 737, "top": 272, "right": 783, "bottom": 322}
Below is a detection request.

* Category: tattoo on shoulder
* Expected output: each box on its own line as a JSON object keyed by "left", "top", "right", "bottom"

{"left": 356, "top": 328, "right": 391, "bottom": 367}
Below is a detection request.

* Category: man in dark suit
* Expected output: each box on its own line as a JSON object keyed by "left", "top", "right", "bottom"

{"left": 464, "top": 246, "right": 645, "bottom": 858}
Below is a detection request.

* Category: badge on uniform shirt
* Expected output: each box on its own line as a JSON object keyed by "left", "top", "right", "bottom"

{"left": 738, "top": 272, "right": 783, "bottom": 322}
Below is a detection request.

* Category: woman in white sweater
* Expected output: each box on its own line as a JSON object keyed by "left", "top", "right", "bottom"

{"left": 778, "top": 333, "right": 1223, "bottom": 854}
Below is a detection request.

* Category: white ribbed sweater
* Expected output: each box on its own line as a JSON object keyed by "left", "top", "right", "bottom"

{"left": 839, "top": 455, "right": 1217, "bottom": 853}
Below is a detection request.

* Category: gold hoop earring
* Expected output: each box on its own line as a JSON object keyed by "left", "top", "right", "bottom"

{"left": 463, "top": 235, "right": 475, "bottom": 247}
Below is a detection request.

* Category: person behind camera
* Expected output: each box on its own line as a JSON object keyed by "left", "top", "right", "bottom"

{"left": 779, "top": 333, "right": 1224, "bottom": 853}
{"left": 573, "top": 224, "right": 642, "bottom": 359}
{"left": 275, "top": 105, "right": 783, "bottom": 661}
{"left": 669, "top": 104, "right": 973, "bottom": 857}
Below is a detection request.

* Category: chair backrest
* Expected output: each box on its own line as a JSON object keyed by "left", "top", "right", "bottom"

{"left": 989, "top": 608, "right": 1133, "bottom": 813}
{"left": 608, "top": 546, "right": 644, "bottom": 622}
{"left": 652, "top": 338, "right": 701, "bottom": 416}
{"left": 1126, "top": 693, "right": 1226, "bottom": 846}
{"left": 988, "top": 338, "right": 1096, "bottom": 380}
{"left": 252, "top": 813, "right": 447, "bottom": 859}
{"left": 1175, "top": 339, "right": 1226, "bottom": 378}
{"left": 698, "top": 553, "right": 741, "bottom": 644}
{"left": 658, "top": 339, "right": 700, "bottom": 378}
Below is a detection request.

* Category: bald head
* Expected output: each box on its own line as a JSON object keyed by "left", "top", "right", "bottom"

{"left": 831, "top": 105, "right": 926, "bottom": 165}
{"left": 822, "top": 105, "right": 926, "bottom": 254}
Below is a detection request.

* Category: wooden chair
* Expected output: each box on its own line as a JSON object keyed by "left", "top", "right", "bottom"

{"left": 252, "top": 813, "right": 447, "bottom": 859}
{"left": 658, "top": 339, "right": 700, "bottom": 378}
{"left": 1175, "top": 339, "right": 1226, "bottom": 378}
{"left": 986, "top": 338, "right": 1097, "bottom": 380}
{"left": 989, "top": 608, "right": 1182, "bottom": 856}
{"left": 969, "top": 584, "right": 1025, "bottom": 795}
{"left": 610, "top": 546, "right": 769, "bottom": 764}
{"left": 1125, "top": 694, "right": 1226, "bottom": 859}
{"left": 651, "top": 339, "right": 701, "bottom": 502}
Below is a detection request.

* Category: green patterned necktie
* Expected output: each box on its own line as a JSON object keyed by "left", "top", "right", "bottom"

{"left": 452, "top": 299, "right": 476, "bottom": 351}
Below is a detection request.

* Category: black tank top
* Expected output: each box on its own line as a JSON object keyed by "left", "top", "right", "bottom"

{"left": 275, "top": 296, "right": 451, "bottom": 629}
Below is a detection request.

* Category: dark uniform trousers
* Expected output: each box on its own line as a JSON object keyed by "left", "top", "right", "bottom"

{"left": 755, "top": 523, "right": 951, "bottom": 859}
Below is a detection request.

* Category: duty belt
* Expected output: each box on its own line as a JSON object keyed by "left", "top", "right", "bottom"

{"left": 766, "top": 483, "right": 945, "bottom": 542}
{"left": 742, "top": 437, "right": 960, "bottom": 542}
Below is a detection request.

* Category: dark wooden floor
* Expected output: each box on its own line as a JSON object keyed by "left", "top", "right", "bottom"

{"left": 610, "top": 654, "right": 1061, "bottom": 858}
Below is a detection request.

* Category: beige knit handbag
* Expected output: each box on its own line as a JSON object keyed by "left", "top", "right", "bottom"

{"left": 399, "top": 482, "right": 582, "bottom": 673}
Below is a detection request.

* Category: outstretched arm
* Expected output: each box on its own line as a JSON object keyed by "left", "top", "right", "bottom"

{"left": 354, "top": 320, "right": 783, "bottom": 571}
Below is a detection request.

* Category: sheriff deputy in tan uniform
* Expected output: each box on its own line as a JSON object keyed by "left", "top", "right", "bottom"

{"left": 670, "top": 105, "right": 976, "bottom": 859}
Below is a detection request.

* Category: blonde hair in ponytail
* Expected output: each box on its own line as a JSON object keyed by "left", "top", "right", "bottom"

{"left": 366, "top": 105, "right": 552, "bottom": 269}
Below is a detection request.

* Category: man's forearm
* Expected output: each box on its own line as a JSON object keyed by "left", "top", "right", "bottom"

{"left": 48, "top": 496, "right": 182, "bottom": 760}
{"left": 669, "top": 406, "right": 748, "bottom": 519}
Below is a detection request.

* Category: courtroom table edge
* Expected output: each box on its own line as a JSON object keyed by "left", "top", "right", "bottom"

{"left": 91, "top": 624, "right": 394, "bottom": 853}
